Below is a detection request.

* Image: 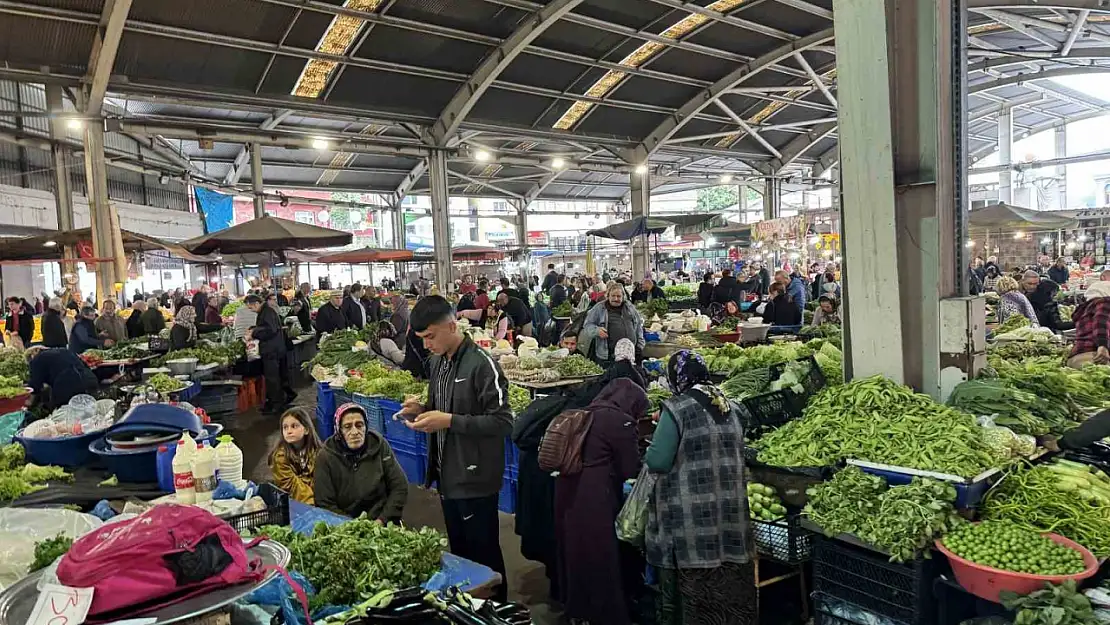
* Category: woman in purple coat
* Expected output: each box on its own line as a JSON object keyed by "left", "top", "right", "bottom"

{"left": 554, "top": 377, "right": 646, "bottom": 625}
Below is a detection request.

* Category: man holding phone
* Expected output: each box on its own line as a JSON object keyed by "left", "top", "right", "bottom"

{"left": 399, "top": 295, "right": 512, "bottom": 600}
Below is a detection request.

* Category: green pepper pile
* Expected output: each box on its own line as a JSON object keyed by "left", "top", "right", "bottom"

{"left": 804, "top": 466, "right": 959, "bottom": 562}
{"left": 754, "top": 376, "right": 995, "bottom": 477}
{"left": 147, "top": 373, "right": 186, "bottom": 393}
{"left": 509, "top": 384, "right": 530, "bottom": 415}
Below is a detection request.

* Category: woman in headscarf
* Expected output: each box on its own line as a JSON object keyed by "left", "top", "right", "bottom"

{"left": 389, "top": 294, "right": 410, "bottom": 349}
{"left": 600, "top": 337, "right": 647, "bottom": 389}
{"left": 645, "top": 350, "right": 755, "bottom": 625}
{"left": 269, "top": 407, "right": 322, "bottom": 504}
{"left": 313, "top": 403, "right": 409, "bottom": 522}
{"left": 995, "top": 275, "right": 1040, "bottom": 328}
{"left": 371, "top": 321, "right": 405, "bottom": 366}
{"left": 554, "top": 378, "right": 646, "bottom": 625}
{"left": 169, "top": 304, "right": 198, "bottom": 350}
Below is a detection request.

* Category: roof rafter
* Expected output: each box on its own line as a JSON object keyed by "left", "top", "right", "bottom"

{"left": 84, "top": 0, "right": 133, "bottom": 114}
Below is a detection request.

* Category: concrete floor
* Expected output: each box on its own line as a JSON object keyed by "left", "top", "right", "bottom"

{"left": 224, "top": 380, "right": 564, "bottom": 624}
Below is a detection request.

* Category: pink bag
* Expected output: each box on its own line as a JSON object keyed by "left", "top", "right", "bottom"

{"left": 55, "top": 504, "right": 265, "bottom": 622}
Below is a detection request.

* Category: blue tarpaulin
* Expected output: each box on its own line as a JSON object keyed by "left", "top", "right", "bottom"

{"left": 194, "top": 187, "right": 235, "bottom": 234}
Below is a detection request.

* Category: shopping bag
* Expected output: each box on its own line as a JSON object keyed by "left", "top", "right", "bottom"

{"left": 615, "top": 465, "right": 657, "bottom": 547}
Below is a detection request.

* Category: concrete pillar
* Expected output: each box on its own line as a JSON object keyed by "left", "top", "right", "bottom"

{"left": 81, "top": 122, "right": 119, "bottom": 304}
{"left": 250, "top": 143, "right": 265, "bottom": 218}
{"left": 428, "top": 150, "right": 453, "bottom": 288}
{"left": 833, "top": 0, "right": 969, "bottom": 396}
{"left": 45, "top": 84, "right": 76, "bottom": 269}
{"left": 737, "top": 184, "right": 748, "bottom": 223}
{"left": 514, "top": 200, "right": 528, "bottom": 253}
{"left": 392, "top": 202, "right": 405, "bottom": 249}
{"left": 630, "top": 171, "right": 650, "bottom": 280}
{"left": 998, "top": 107, "right": 1013, "bottom": 204}
{"left": 1055, "top": 126, "right": 1067, "bottom": 210}
{"left": 763, "top": 177, "right": 781, "bottom": 220}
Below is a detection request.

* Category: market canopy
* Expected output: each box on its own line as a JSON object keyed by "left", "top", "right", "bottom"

{"left": 314, "top": 247, "right": 414, "bottom": 264}
{"left": 413, "top": 245, "right": 505, "bottom": 262}
{"left": 586, "top": 214, "right": 723, "bottom": 241}
{"left": 969, "top": 204, "right": 1079, "bottom": 231}
{"left": 0, "top": 228, "right": 173, "bottom": 263}
{"left": 179, "top": 249, "right": 324, "bottom": 265}
{"left": 179, "top": 216, "right": 352, "bottom": 255}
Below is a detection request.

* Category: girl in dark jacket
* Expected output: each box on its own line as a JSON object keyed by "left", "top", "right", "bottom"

{"left": 762, "top": 282, "right": 802, "bottom": 326}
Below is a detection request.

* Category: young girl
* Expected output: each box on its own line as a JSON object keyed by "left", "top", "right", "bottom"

{"left": 269, "top": 407, "right": 322, "bottom": 504}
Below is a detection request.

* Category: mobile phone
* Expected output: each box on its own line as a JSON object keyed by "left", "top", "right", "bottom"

{"left": 392, "top": 410, "right": 415, "bottom": 422}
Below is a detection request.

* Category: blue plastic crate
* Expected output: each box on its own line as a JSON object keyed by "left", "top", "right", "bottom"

{"left": 853, "top": 461, "right": 997, "bottom": 509}
{"left": 315, "top": 382, "right": 336, "bottom": 440}
{"left": 351, "top": 394, "right": 385, "bottom": 434}
{"left": 390, "top": 441, "right": 427, "bottom": 485}
{"left": 333, "top": 389, "right": 353, "bottom": 409}
{"left": 504, "top": 437, "right": 519, "bottom": 474}
{"left": 380, "top": 399, "right": 429, "bottom": 451}
{"left": 498, "top": 473, "right": 518, "bottom": 514}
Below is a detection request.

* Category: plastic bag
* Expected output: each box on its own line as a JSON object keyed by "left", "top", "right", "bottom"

{"left": 616, "top": 466, "right": 657, "bottom": 547}
{"left": 245, "top": 571, "right": 316, "bottom": 625}
{"left": 0, "top": 508, "right": 102, "bottom": 590}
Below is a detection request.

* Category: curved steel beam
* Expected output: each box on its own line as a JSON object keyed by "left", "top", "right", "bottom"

{"left": 969, "top": 66, "right": 1110, "bottom": 93}
{"left": 428, "top": 0, "right": 585, "bottom": 146}
{"left": 631, "top": 28, "right": 834, "bottom": 162}
{"left": 967, "top": 0, "right": 1110, "bottom": 10}
{"left": 971, "top": 108, "right": 1110, "bottom": 159}
{"left": 769, "top": 121, "right": 837, "bottom": 172}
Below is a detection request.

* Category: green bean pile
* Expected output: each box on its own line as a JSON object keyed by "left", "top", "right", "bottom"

{"left": 982, "top": 463, "right": 1110, "bottom": 557}
{"left": 754, "top": 376, "right": 995, "bottom": 478}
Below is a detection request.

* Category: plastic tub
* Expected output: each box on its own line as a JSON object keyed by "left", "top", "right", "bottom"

{"left": 89, "top": 423, "right": 223, "bottom": 483}
{"left": 115, "top": 403, "right": 202, "bottom": 436}
{"left": 935, "top": 533, "right": 1098, "bottom": 603}
{"left": 0, "top": 389, "right": 32, "bottom": 416}
{"left": 14, "top": 429, "right": 102, "bottom": 469}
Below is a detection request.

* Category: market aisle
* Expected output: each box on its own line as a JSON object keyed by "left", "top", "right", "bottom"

{"left": 228, "top": 382, "right": 564, "bottom": 624}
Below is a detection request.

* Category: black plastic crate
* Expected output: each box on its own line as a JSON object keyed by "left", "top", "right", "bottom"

{"left": 753, "top": 514, "right": 813, "bottom": 564}
{"left": 741, "top": 356, "right": 826, "bottom": 437}
{"left": 812, "top": 537, "right": 937, "bottom": 625}
{"left": 746, "top": 462, "right": 833, "bottom": 508}
{"left": 193, "top": 386, "right": 239, "bottom": 415}
{"left": 147, "top": 336, "right": 170, "bottom": 353}
{"left": 813, "top": 592, "right": 910, "bottom": 625}
{"left": 222, "top": 483, "right": 290, "bottom": 534}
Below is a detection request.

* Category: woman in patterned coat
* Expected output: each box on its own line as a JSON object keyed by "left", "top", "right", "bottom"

{"left": 645, "top": 350, "right": 755, "bottom": 625}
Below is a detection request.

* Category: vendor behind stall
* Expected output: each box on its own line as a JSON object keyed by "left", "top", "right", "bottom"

{"left": 94, "top": 300, "right": 127, "bottom": 344}
{"left": 42, "top": 297, "right": 68, "bottom": 348}
{"left": 141, "top": 298, "right": 166, "bottom": 336}
{"left": 269, "top": 407, "right": 321, "bottom": 504}
{"left": 314, "top": 403, "right": 408, "bottom": 522}
{"left": 169, "top": 305, "right": 199, "bottom": 350}
{"left": 315, "top": 291, "right": 349, "bottom": 335}
{"left": 811, "top": 295, "right": 841, "bottom": 326}
{"left": 372, "top": 321, "right": 406, "bottom": 366}
{"left": 70, "top": 306, "right": 114, "bottom": 354}
{"left": 27, "top": 346, "right": 99, "bottom": 411}
{"left": 1067, "top": 280, "right": 1110, "bottom": 367}
{"left": 762, "top": 282, "right": 802, "bottom": 326}
{"left": 126, "top": 300, "right": 146, "bottom": 338}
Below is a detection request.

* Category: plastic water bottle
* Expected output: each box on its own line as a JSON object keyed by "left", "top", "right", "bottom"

{"left": 180, "top": 429, "right": 197, "bottom": 458}
{"left": 215, "top": 435, "right": 245, "bottom": 489}
{"left": 192, "top": 443, "right": 217, "bottom": 504}
{"left": 172, "top": 440, "right": 196, "bottom": 504}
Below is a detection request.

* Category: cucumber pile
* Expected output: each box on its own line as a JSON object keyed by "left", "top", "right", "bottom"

{"left": 747, "top": 481, "right": 786, "bottom": 521}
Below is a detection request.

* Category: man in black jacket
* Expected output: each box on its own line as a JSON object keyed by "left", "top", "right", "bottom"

{"left": 41, "top": 298, "right": 68, "bottom": 348}
{"left": 549, "top": 275, "right": 569, "bottom": 309}
{"left": 496, "top": 291, "right": 533, "bottom": 337}
{"left": 315, "top": 291, "right": 349, "bottom": 335}
{"left": 541, "top": 264, "right": 559, "bottom": 293}
{"left": 246, "top": 294, "right": 295, "bottom": 414}
{"left": 342, "top": 284, "right": 368, "bottom": 329}
{"left": 191, "top": 285, "right": 209, "bottom": 318}
{"left": 714, "top": 269, "right": 739, "bottom": 305}
{"left": 28, "top": 347, "right": 99, "bottom": 410}
{"left": 1022, "top": 271, "right": 1074, "bottom": 332}
{"left": 400, "top": 296, "right": 512, "bottom": 601}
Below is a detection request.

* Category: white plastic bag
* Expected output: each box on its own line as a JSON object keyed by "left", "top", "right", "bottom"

{"left": 0, "top": 508, "right": 102, "bottom": 589}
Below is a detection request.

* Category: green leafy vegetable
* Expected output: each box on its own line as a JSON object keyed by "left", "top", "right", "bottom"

{"left": 509, "top": 384, "right": 530, "bottom": 415}
{"left": 556, "top": 354, "right": 603, "bottom": 378}
{"left": 147, "top": 373, "right": 186, "bottom": 393}
{"left": 996, "top": 314, "right": 1032, "bottom": 335}
{"left": 28, "top": 534, "right": 73, "bottom": 573}
{"left": 1001, "top": 580, "right": 1097, "bottom": 625}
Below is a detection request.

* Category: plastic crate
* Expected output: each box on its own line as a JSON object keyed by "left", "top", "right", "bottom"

{"left": 741, "top": 356, "right": 826, "bottom": 438}
{"left": 381, "top": 399, "right": 429, "bottom": 451}
{"left": 746, "top": 461, "right": 833, "bottom": 508}
{"left": 504, "top": 437, "right": 519, "bottom": 474}
{"left": 813, "top": 592, "right": 909, "bottom": 625}
{"left": 753, "top": 514, "right": 813, "bottom": 564}
{"left": 193, "top": 387, "right": 239, "bottom": 416}
{"left": 333, "top": 389, "right": 353, "bottom": 409}
{"left": 812, "top": 537, "right": 937, "bottom": 625}
{"left": 222, "top": 483, "right": 290, "bottom": 534}
{"left": 852, "top": 461, "right": 996, "bottom": 509}
{"left": 391, "top": 441, "right": 427, "bottom": 485}
{"left": 352, "top": 393, "right": 385, "bottom": 434}
{"left": 498, "top": 472, "right": 518, "bottom": 514}
{"left": 315, "top": 382, "right": 336, "bottom": 440}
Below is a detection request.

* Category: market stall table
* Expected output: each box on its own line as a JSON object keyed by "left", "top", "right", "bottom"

{"left": 288, "top": 499, "right": 503, "bottom": 598}
{"left": 510, "top": 376, "right": 599, "bottom": 398}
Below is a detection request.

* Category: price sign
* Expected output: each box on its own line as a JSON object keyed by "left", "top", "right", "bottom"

{"left": 26, "top": 584, "right": 94, "bottom": 625}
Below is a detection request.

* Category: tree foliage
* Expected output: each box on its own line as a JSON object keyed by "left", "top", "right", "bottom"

{"left": 696, "top": 185, "right": 739, "bottom": 212}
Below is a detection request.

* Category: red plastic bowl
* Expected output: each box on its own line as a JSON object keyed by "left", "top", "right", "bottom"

{"left": 0, "top": 388, "right": 32, "bottom": 416}
{"left": 935, "top": 532, "right": 1098, "bottom": 603}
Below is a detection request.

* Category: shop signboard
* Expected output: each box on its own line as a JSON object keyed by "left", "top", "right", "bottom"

{"left": 526, "top": 230, "right": 548, "bottom": 246}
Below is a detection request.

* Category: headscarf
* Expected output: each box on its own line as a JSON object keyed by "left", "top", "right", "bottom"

{"left": 175, "top": 305, "right": 197, "bottom": 342}
{"left": 614, "top": 337, "right": 635, "bottom": 363}
{"left": 667, "top": 349, "right": 732, "bottom": 418}
{"left": 390, "top": 294, "right": 410, "bottom": 337}
{"left": 268, "top": 407, "right": 321, "bottom": 476}
{"left": 589, "top": 378, "right": 649, "bottom": 420}
{"left": 333, "top": 402, "right": 369, "bottom": 453}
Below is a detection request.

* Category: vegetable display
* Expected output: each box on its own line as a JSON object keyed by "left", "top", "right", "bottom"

{"left": 996, "top": 314, "right": 1032, "bottom": 335}
{"left": 0, "top": 443, "right": 71, "bottom": 503}
{"left": 85, "top": 343, "right": 147, "bottom": 362}
{"left": 808, "top": 340, "right": 844, "bottom": 386}
{"left": 550, "top": 302, "right": 573, "bottom": 317}
{"left": 747, "top": 482, "right": 786, "bottom": 521}
{"left": 556, "top": 354, "right": 603, "bottom": 378}
{"left": 982, "top": 461, "right": 1110, "bottom": 557}
{"left": 28, "top": 534, "right": 73, "bottom": 573}
{"left": 156, "top": 343, "right": 243, "bottom": 367}
{"left": 509, "top": 384, "right": 530, "bottom": 415}
{"left": 804, "top": 466, "right": 959, "bottom": 562}
{"left": 221, "top": 300, "right": 244, "bottom": 317}
{"left": 344, "top": 363, "right": 427, "bottom": 402}
{"left": 256, "top": 517, "right": 446, "bottom": 608}
{"left": 647, "top": 386, "right": 672, "bottom": 412}
{"left": 798, "top": 324, "right": 842, "bottom": 344}
{"left": 1002, "top": 580, "right": 1098, "bottom": 625}
{"left": 941, "top": 520, "right": 1087, "bottom": 576}
{"left": 721, "top": 367, "right": 772, "bottom": 400}
{"left": 147, "top": 373, "right": 186, "bottom": 393}
{"left": 755, "top": 376, "right": 995, "bottom": 477}
{"left": 0, "top": 375, "right": 27, "bottom": 399}
{"left": 306, "top": 327, "right": 377, "bottom": 371}
{"left": 662, "top": 284, "right": 693, "bottom": 299}
{"left": 698, "top": 342, "right": 812, "bottom": 376}
{"left": 0, "top": 347, "right": 29, "bottom": 382}
{"left": 635, "top": 299, "right": 669, "bottom": 320}
{"left": 988, "top": 340, "right": 1068, "bottom": 366}
{"left": 991, "top": 358, "right": 1110, "bottom": 425}
{"left": 947, "top": 379, "right": 1057, "bottom": 436}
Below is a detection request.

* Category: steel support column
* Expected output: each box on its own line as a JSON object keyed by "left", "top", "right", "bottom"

{"left": 630, "top": 172, "right": 650, "bottom": 280}
{"left": 763, "top": 177, "right": 781, "bottom": 220}
{"left": 81, "top": 122, "right": 118, "bottom": 304}
{"left": 514, "top": 201, "right": 528, "bottom": 254}
{"left": 834, "top": 0, "right": 968, "bottom": 395}
{"left": 1055, "top": 126, "right": 1068, "bottom": 209}
{"left": 428, "top": 150, "right": 453, "bottom": 288}
{"left": 998, "top": 107, "right": 1013, "bottom": 204}
{"left": 250, "top": 143, "right": 265, "bottom": 218}
{"left": 45, "top": 85, "right": 74, "bottom": 260}
{"left": 392, "top": 201, "right": 407, "bottom": 285}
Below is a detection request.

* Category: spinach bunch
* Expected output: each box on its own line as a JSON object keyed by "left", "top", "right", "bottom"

{"left": 1002, "top": 580, "right": 1098, "bottom": 625}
